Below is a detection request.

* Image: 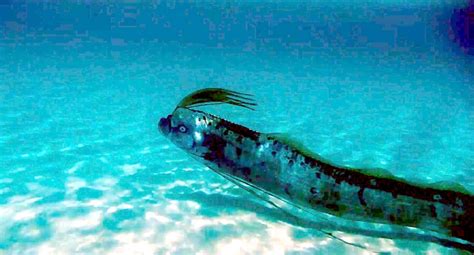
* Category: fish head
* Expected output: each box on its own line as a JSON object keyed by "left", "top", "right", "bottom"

{"left": 159, "top": 88, "right": 256, "bottom": 157}
{"left": 158, "top": 107, "right": 212, "bottom": 157}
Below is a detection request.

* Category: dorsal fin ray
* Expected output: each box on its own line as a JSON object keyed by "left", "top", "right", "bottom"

{"left": 176, "top": 88, "right": 257, "bottom": 110}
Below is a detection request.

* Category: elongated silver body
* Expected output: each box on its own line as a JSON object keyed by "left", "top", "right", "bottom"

{"left": 159, "top": 91, "right": 474, "bottom": 251}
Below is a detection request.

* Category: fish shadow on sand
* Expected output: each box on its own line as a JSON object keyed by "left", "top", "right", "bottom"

{"left": 164, "top": 190, "right": 474, "bottom": 254}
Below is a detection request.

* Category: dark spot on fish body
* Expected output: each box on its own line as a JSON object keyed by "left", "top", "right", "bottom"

{"left": 324, "top": 203, "right": 341, "bottom": 212}
{"left": 396, "top": 208, "right": 402, "bottom": 215}
{"left": 203, "top": 153, "right": 212, "bottom": 161}
{"left": 271, "top": 151, "right": 277, "bottom": 157}
{"left": 342, "top": 172, "right": 352, "bottom": 181}
{"left": 358, "top": 188, "right": 367, "bottom": 207}
{"left": 429, "top": 204, "right": 437, "bottom": 218}
{"left": 310, "top": 187, "right": 318, "bottom": 194}
{"left": 308, "top": 197, "right": 322, "bottom": 206}
{"left": 215, "top": 149, "right": 225, "bottom": 161}
{"left": 389, "top": 214, "right": 396, "bottom": 223}
{"left": 315, "top": 172, "right": 321, "bottom": 179}
{"left": 272, "top": 142, "right": 283, "bottom": 152}
{"left": 236, "top": 135, "right": 243, "bottom": 143}
{"left": 242, "top": 167, "right": 251, "bottom": 177}
{"left": 234, "top": 167, "right": 253, "bottom": 182}
{"left": 288, "top": 159, "right": 294, "bottom": 166}
{"left": 236, "top": 147, "right": 242, "bottom": 157}
{"left": 223, "top": 129, "right": 229, "bottom": 135}
{"left": 284, "top": 183, "right": 292, "bottom": 196}
{"left": 202, "top": 134, "right": 227, "bottom": 162}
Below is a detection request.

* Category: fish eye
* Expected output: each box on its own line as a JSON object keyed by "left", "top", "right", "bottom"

{"left": 178, "top": 125, "right": 187, "bottom": 133}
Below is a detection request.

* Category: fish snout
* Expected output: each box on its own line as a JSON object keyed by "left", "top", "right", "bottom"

{"left": 158, "top": 115, "right": 172, "bottom": 135}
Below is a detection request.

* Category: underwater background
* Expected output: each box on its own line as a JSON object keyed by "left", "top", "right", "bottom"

{"left": 1, "top": 1, "right": 473, "bottom": 254}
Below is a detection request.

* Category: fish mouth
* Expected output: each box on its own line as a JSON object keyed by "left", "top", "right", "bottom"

{"left": 158, "top": 115, "right": 172, "bottom": 135}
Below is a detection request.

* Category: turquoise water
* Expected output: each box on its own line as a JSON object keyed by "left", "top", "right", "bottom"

{"left": 1, "top": 1, "right": 473, "bottom": 254}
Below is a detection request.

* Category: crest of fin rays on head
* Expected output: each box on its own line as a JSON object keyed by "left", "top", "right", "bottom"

{"left": 175, "top": 88, "right": 261, "bottom": 142}
{"left": 176, "top": 88, "right": 257, "bottom": 111}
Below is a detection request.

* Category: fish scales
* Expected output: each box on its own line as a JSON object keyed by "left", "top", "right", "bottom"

{"left": 200, "top": 114, "right": 473, "bottom": 243}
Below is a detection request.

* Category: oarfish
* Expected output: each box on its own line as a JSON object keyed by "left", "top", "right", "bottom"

{"left": 158, "top": 88, "right": 474, "bottom": 252}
